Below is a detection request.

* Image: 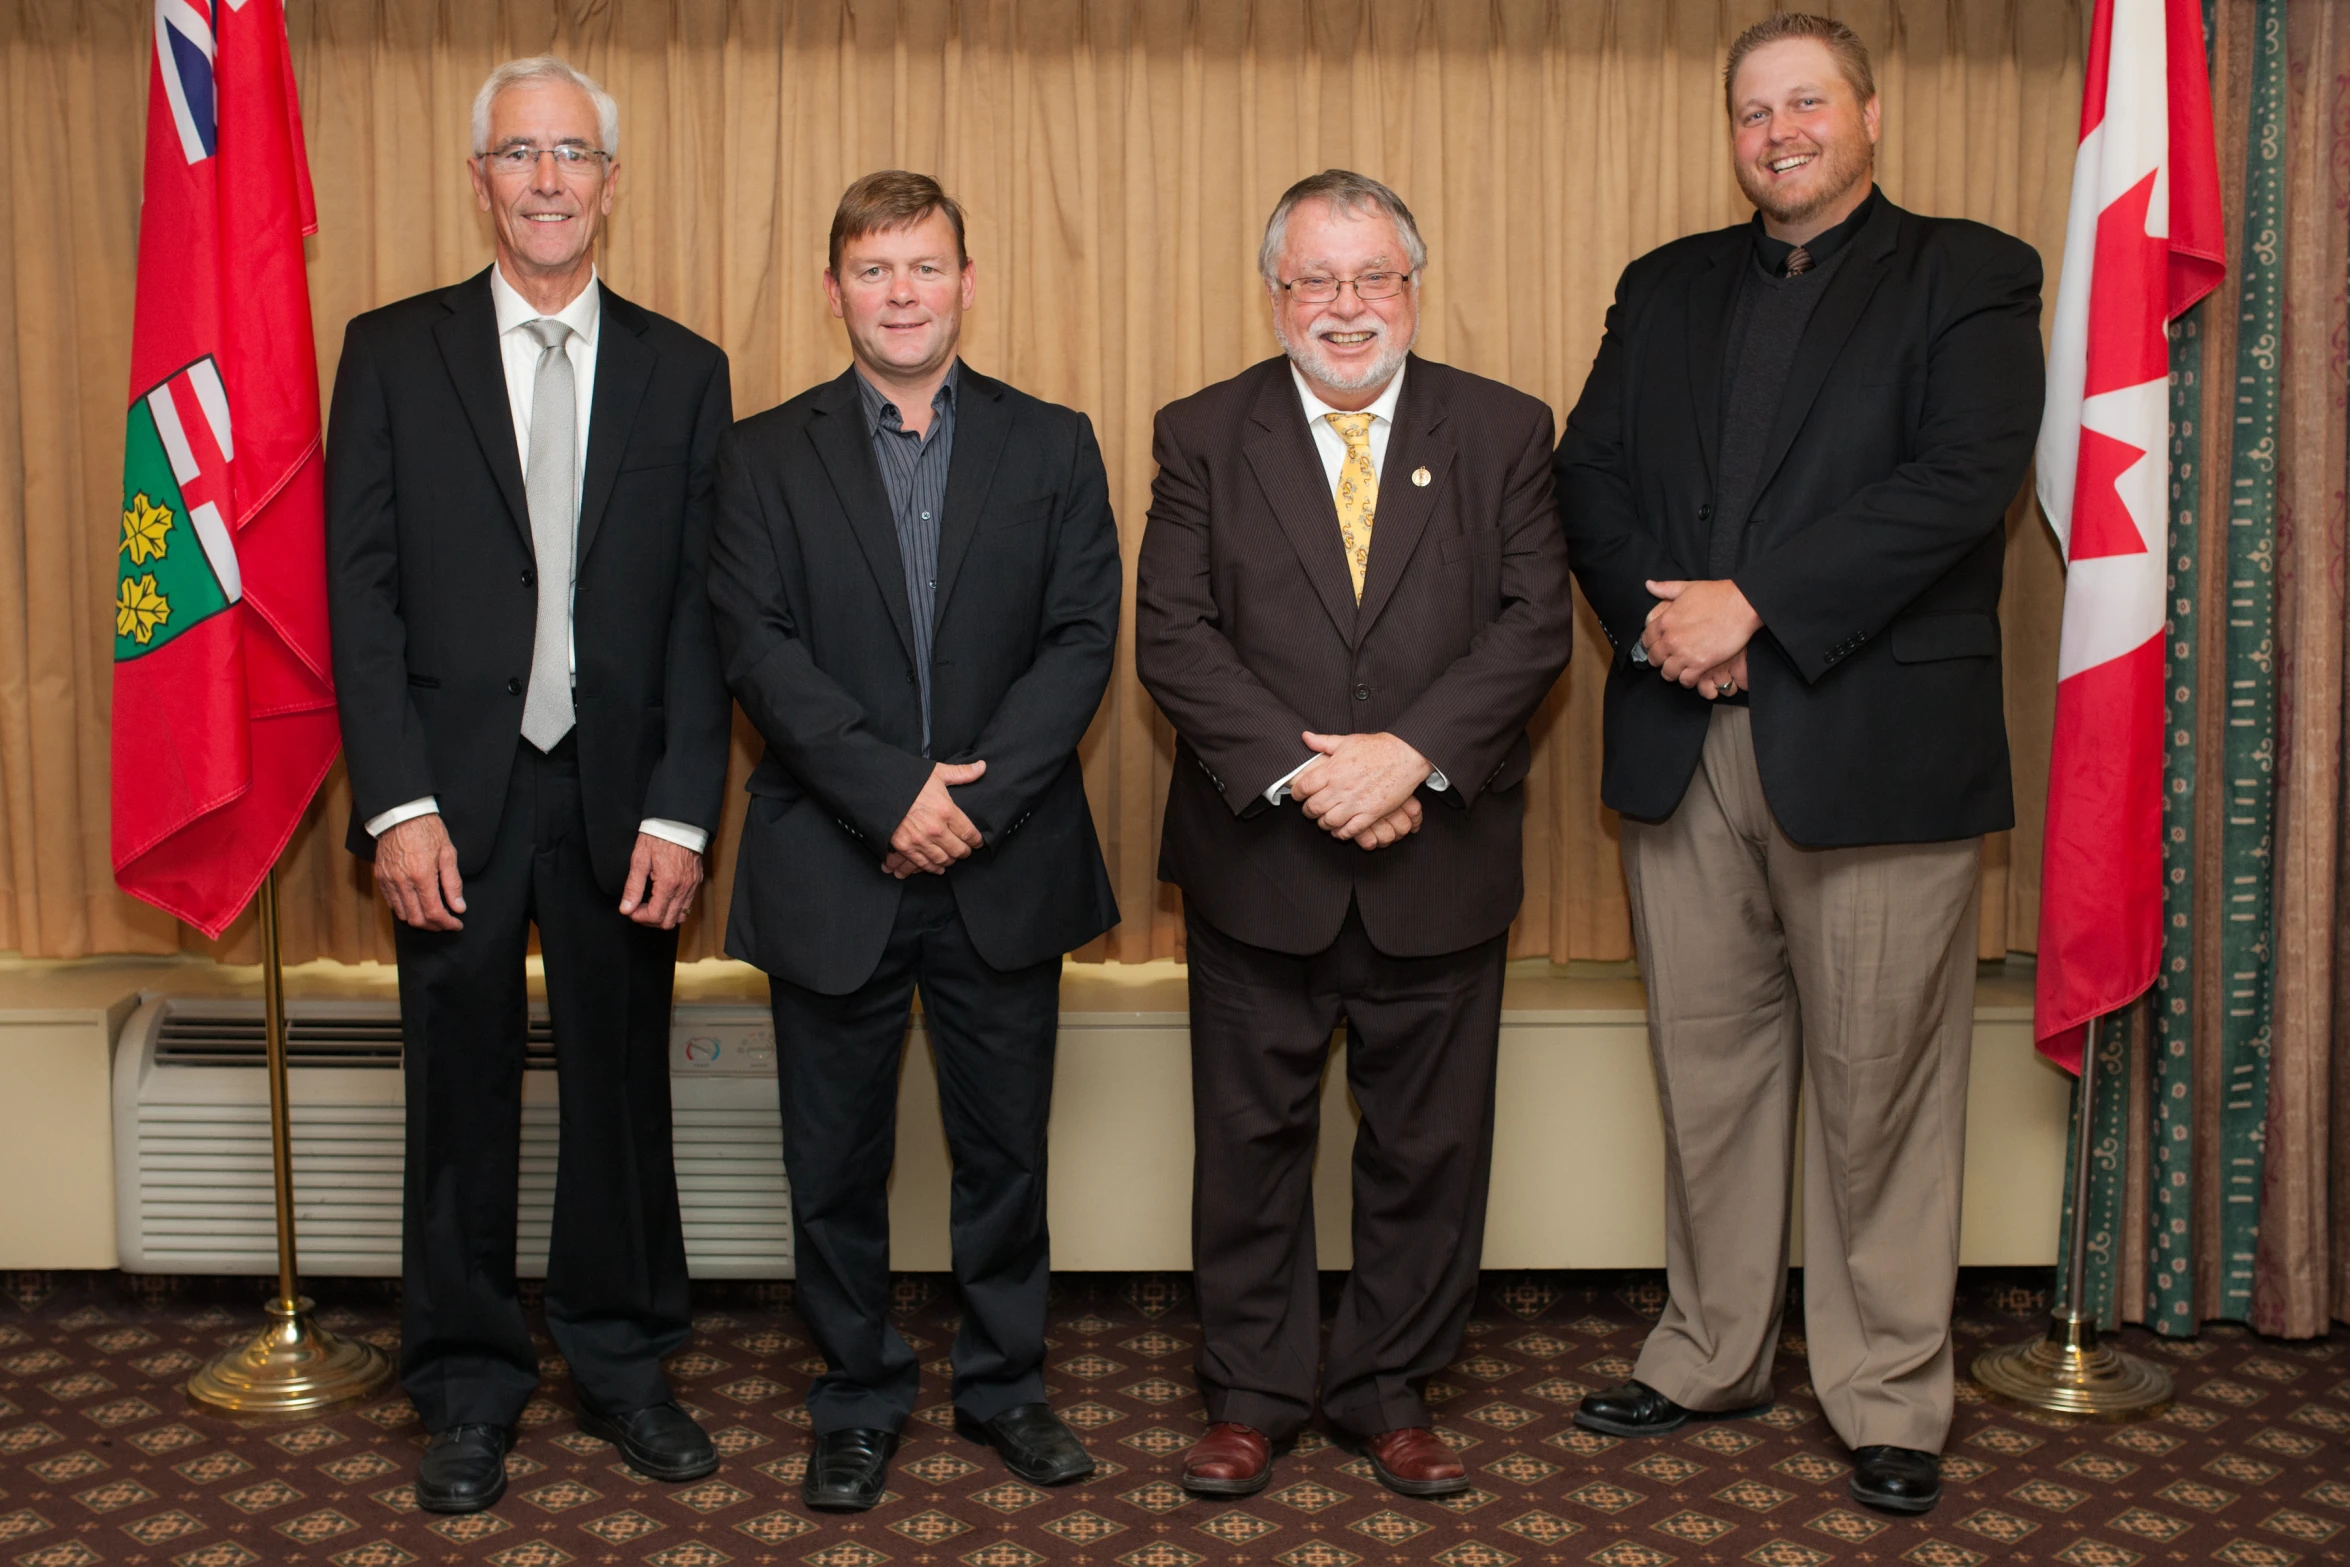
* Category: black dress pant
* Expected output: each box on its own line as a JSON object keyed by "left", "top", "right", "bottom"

{"left": 767, "top": 873, "right": 1062, "bottom": 1435}
{"left": 395, "top": 735, "right": 690, "bottom": 1431}
{"left": 1185, "top": 903, "right": 1507, "bottom": 1442}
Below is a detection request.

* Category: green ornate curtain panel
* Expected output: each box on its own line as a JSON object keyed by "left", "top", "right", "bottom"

{"left": 2060, "top": 0, "right": 2349, "bottom": 1339}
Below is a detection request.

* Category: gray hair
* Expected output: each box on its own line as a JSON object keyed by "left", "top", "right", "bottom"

{"left": 1258, "top": 169, "right": 1427, "bottom": 284}
{"left": 471, "top": 56, "right": 619, "bottom": 157}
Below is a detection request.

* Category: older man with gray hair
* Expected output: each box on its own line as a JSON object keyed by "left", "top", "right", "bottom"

{"left": 1136, "top": 169, "right": 1574, "bottom": 1500}
{"left": 327, "top": 56, "right": 732, "bottom": 1512}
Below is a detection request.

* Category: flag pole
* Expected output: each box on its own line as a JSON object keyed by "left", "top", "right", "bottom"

{"left": 1970, "top": 1018, "right": 2172, "bottom": 1418}
{"left": 186, "top": 867, "right": 393, "bottom": 1415}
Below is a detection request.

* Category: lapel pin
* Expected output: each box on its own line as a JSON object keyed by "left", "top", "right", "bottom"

{"left": 1412, "top": 466, "right": 1432, "bottom": 487}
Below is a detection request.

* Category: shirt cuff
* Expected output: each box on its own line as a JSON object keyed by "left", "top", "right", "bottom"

{"left": 1630, "top": 640, "right": 1651, "bottom": 665}
{"left": 639, "top": 818, "right": 710, "bottom": 855}
{"left": 365, "top": 797, "right": 440, "bottom": 837}
{"left": 1426, "top": 769, "right": 1450, "bottom": 791}
{"left": 1265, "top": 757, "right": 1315, "bottom": 805}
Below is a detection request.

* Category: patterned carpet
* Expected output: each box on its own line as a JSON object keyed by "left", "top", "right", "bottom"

{"left": 0, "top": 1269, "right": 2342, "bottom": 1567}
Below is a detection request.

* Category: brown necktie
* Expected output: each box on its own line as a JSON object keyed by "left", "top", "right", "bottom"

{"left": 1785, "top": 245, "right": 1815, "bottom": 277}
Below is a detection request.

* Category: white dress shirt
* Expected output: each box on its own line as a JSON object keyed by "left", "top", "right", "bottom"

{"left": 1265, "top": 361, "right": 1447, "bottom": 804}
{"left": 365, "top": 264, "right": 708, "bottom": 855}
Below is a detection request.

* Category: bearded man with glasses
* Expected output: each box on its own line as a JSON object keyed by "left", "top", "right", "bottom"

{"left": 327, "top": 55, "right": 733, "bottom": 1513}
{"left": 1136, "top": 169, "right": 1575, "bottom": 1500}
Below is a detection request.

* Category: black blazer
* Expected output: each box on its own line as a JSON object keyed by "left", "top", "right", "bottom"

{"left": 326, "top": 269, "right": 734, "bottom": 891}
{"left": 1555, "top": 195, "right": 2044, "bottom": 845}
{"left": 1136, "top": 355, "right": 1575, "bottom": 959}
{"left": 710, "top": 365, "right": 1121, "bottom": 995}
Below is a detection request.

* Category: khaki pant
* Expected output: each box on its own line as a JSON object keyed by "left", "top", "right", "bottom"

{"left": 1620, "top": 706, "right": 1980, "bottom": 1454}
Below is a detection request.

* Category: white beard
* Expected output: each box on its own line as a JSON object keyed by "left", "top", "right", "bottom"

{"left": 1277, "top": 315, "right": 1416, "bottom": 394}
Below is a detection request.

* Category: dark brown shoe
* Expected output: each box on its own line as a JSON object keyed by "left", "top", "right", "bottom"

{"left": 1360, "top": 1426, "right": 1468, "bottom": 1497}
{"left": 1180, "top": 1422, "right": 1272, "bottom": 1496}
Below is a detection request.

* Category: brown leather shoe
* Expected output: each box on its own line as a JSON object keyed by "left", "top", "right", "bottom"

{"left": 1361, "top": 1426, "right": 1468, "bottom": 1497}
{"left": 1180, "top": 1422, "right": 1273, "bottom": 1496}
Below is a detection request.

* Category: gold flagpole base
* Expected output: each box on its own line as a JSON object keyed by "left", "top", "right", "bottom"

{"left": 187, "top": 1295, "right": 394, "bottom": 1417}
{"left": 1970, "top": 1310, "right": 2174, "bottom": 1420}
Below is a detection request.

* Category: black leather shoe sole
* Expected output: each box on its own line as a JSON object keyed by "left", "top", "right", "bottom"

{"left": 414, "top": 1468, "right": 506, "bottom": 1514}
{"left": 1850, "top": 1474, "right": 1940, "bottom": 1515}
{"left": 577, "top": 1409, "right": 719, "bottom": 1483}
{"left": 1571, "top": 1399, "right": 1773, "bottom": 1440}
{"left": 953, "top": 1412, "right": 1094, "bottom": 1486}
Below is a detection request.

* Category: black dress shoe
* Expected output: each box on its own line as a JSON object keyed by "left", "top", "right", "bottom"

{"left": 1573, "top": 1380, "right": 1773, "bottom": 1438}
{"left": 415, "top": 1423, "right": 511, "bottom": 1513}
{"left": 578, "top": 1401, "right": 719, "bottom": 1482}
{"left": 802, "top": 1427, "right": 898, "bottom": 1512}
{"left": 956, "top": 1402, "right": 1096, "bottom": 1485}
{"left": 1850, "top": 1445, "right": 1941, "bottom": 1514}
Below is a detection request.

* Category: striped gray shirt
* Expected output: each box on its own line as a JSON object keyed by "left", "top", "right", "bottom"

{"left": 856, "top": 364, "right": 959, "bottom": 755}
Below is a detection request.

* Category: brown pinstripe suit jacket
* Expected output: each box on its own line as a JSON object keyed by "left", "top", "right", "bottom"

{"left": 1136, "top": 354, "right": 1575, "bottom": 958}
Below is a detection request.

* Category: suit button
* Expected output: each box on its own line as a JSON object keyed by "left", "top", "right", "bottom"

{"left": 1698, "top": 503, "right": 1714, "bottom": 522}
{"left": 1354, "top": 684, "right": 1371, "bottom": 701}
{"left": 507, "top": 677, "right": 523, "bottom": 695}
{"left": 522, "top": 568, "right": 535, "bottom": 589}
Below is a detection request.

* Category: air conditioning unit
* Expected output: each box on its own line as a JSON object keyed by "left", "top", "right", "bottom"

{"left": 111, "top": 997, "right": 793, "bottom": 1278}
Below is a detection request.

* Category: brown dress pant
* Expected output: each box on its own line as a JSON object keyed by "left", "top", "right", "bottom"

{"left": 1620, "top": 707, "right": 1980, "bottom": 1455}
{"left": 1184, "top": 903, "right": 1508, "bottom": 1442}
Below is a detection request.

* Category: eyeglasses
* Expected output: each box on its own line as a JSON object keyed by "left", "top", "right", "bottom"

{"left": 1277, "top": 271, "right": 1415, "bottom": 303}
{"left": 479, "top": 143, "right": 612, "bottom": 177}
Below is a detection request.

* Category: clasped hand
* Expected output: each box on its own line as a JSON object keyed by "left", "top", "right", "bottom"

{"left": 1643, "top": 578, "right": 1760, "bottom": 701}
{"left": 1290, "top": 731, "right": 1428, "bottom": 851}
{"left": 883, "top": 760, "right": 988, "bottom": 879}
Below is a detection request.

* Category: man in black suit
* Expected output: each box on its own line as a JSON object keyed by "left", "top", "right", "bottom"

{"left": 1554, "top": 14, "right": 2044, "bottom": 1517}
{"left": 327, "top": 57, "right": 732, "bottom": 1513}
{"left": 709, "top": 171, "right": 1121, "bottom": 1511}
{"left": 1136, "top": 170, "right": 1575, "bottom": 1500}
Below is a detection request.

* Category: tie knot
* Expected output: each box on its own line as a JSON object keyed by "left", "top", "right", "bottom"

{"left": 524, "top": 317, "right": 573, "bottom": 352}
{"left": 1326, "top": 412, "right": 1374, "bottom": 448}
{"left": 1784, "top": 245, "right": 1815, "bottom": 277}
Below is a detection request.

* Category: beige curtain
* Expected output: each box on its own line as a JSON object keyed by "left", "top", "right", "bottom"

{"left": 0, "top": 0, "right": 2081, "bottom": 965}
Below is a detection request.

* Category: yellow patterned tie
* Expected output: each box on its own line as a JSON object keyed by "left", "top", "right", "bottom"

{"left": 1327, "top": 412, "right": 1378, "bottom": 601}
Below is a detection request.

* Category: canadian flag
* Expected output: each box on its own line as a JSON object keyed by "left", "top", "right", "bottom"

{"left": 2034, "top": 0, "right": 2225, "bottom": 1071}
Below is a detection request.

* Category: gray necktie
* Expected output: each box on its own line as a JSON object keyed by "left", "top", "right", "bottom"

{"left": 520, "top": 317, "right": 577, "bottom": 751}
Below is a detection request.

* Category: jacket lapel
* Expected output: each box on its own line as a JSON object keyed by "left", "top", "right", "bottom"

{"left": 807, "top": 369, "right": 918, "bottom": 667}
{"left": 1682, "top": 236, "right": 1741, "bottom": 486}
{"left": 574, "top": 285, "right": 653, "bottom": 568}
{"left": 432, "top": 269, "right": 532, "bottom": 553}
{"left": 1353, "top": 358, "right": 1452, "bottom": 640}
{"left": 929, "top": 366, "right": 1012, "bottom": 631}
{"left": 1750, "top": 198, "right": 1900, "bottom": 501}
{"left": 1242, "top": 363, "right": 1364, "bottom": 646}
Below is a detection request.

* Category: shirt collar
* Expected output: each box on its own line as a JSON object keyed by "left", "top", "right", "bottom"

{"left": 1750, "top": 184, "right": 1880, "bottom": 276}
{"left": 1291, "top": 357, "right": 1408, "bottom": 432}
{"left": 856, "top": 360, "right": 961, "bottom": 436}
{"left": 490, "top": 262, "right": 601, "bottom": 347}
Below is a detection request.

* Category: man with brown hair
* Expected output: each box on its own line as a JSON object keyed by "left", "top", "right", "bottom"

{"left": 710, "top": 171, "right": 1122, "bottom": 1510}
{"left": 1555, "top": 14, "right": 2043, "bottom": 1515}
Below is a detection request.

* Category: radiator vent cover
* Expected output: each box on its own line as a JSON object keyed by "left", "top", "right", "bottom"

{"left": 113, "top": 996, "right": 789, "bottom": 1279}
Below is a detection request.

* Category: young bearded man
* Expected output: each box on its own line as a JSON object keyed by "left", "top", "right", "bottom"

{"left": 1554, "top": 14, "right": 2045, "bottom": 1516}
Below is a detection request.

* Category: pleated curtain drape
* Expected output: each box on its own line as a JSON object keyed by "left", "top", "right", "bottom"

{"left": 0, "top": 0, "right": 2083, "bottom": 967}
{"left": 2061, "top": 0, "right": 2348, "bottom": 1338}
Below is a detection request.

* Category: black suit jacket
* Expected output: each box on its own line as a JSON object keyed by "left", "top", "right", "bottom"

{"left": 326, "top": 269, "right": 734, "bottom": 892}
{"left": 710, "top": 365, "right": 1121, "bottom": 995}
{"left": 1555, "top": 196, "right": 2044, "bottom": 845}
{"left": 1136, "top": 355, "right": 1575, "bottom": 959}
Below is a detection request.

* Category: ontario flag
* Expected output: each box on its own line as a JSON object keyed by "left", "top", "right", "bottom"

{"left": 113, "top": 0, "right": 338, "bottom": 938}
{"left": 2033, "top": 0, "right": 2225, "bottom": 1071}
